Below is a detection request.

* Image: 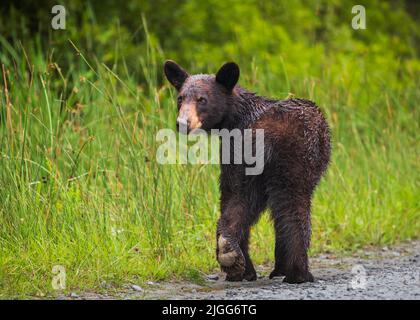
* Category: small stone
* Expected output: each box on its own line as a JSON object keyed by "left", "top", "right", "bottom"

{"left": 70, "top": 292, "right": 79, "bottom": 298}
{"left": 207, "top": 274, "right": 219, "bottom": 281}
{"left": 131, "top": 285, "right": 143, "bottom": 292}
{"left": 100, "top": 281, "right": 113, "bottom": 289}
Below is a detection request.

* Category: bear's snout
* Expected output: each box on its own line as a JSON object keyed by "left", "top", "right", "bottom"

{"left": 177, "top": 103, "right": 202, "bottom": 132}
{"left": 176, "top": 117, "right": 188, "bottom": 132}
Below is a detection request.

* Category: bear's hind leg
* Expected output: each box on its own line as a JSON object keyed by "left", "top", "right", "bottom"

{"left": 269, "top": 221, "right": 287, "bottom": 279}
{"left": 269, "top": 193, "right": 314, "bottom": 284}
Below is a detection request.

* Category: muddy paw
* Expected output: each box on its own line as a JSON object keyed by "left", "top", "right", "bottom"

{"left": 244, "top": 270, "right": 257, "bottom": 281}
{"left": 225, "top": 273, "right": 244, "bottom": 282}
{"left": 283, "top": 271, "right": 314, "bottom": 284}
{"left": 269, "top": 267, "right": 286, "bottom": 279}
{"left": 217, "top": 236, "right": 245, "bottom": 281}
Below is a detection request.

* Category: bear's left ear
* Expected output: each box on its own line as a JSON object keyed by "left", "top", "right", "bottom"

{"left": 216, "top": 62, "right": 240, "bottom": 91}
{"left": 164, "top": 60, "right": 189, "bottom": 91}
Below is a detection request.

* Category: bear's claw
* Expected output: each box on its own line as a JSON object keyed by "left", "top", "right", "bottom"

{"left": 283, "top": 271, "right": 314, "bottom": 284}
{"left": 269, "top": 267, "right": 286, "bottom": 279}
{"left": 244, "top": 270, "right": 257, "bottom": 281}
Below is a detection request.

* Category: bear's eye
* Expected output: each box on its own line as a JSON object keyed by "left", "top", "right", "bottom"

{"left": 177, "top": 96, "right": 183, "bottom": 104}
{"left": 197, "top": 97, "right": 207, "bottom": 105}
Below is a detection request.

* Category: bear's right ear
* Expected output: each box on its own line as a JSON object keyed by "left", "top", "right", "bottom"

{"left": 164, "top": 60, "right": 189, "bottom": 91}
{"left": 216, "top": 62, "right": 240, "bottom": 92}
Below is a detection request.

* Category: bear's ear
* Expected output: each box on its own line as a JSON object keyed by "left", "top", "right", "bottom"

{"left": 164, "top": 60, "right": 189, "bottom": 91}
{"left": 216, "top": 62, "right": 240, "bottom": 91}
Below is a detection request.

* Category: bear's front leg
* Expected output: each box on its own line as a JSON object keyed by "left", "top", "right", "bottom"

{"left": 216, "top": 234, "right": 246, "bottom": 281}
{"left": 216, "top": 198, "right": 254, "bottom": 282}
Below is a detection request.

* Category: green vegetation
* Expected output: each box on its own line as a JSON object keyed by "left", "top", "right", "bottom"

{"left": 0, "top": 0, "right": 419, "bottom": 298}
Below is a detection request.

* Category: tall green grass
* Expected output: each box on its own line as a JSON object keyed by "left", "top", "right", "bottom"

{"left": 0, "top": 29, "right": 419, "bottom": 298}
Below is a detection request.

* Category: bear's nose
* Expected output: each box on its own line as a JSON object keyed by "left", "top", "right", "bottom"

{"left": 176, "top": 117, "right": 189, "bottom": 132}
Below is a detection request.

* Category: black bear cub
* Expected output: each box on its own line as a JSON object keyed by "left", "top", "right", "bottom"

{"left": 164, "top": 60, "right": 331, "bottom": 283}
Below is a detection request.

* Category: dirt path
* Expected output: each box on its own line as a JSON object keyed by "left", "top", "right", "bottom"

{"left": 63, "top": 240, "right": 420, "bottom": 300}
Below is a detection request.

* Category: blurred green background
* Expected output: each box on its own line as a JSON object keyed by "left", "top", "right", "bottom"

{"left": 0, "top": 0, "right": 419, "bottom": 297}
{"left": 2, "top": 0, "right": 420, "bottom": 80}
